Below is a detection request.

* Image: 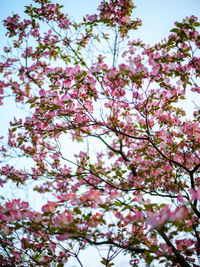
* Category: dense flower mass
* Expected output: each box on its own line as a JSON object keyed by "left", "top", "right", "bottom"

{"left": 0, "top": 0, "right": 200, "bottom": 266}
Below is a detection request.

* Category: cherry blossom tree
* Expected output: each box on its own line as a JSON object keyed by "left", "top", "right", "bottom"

{"left": 0, "top": 0, "right": 200, "bottom": 266}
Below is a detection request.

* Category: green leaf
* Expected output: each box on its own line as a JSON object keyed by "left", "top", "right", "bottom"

{"left": 145, "top": 255, "right": 154, "bottom": 265}
{"left": 73, "top": 207, "right": 82, "bottom": 215}
{"left": 12, "top": 127, "right": 17, "bottom": 132}
{"left": 150, "top": 245, "right": 159, "bottom": 252}
{"left": 170, "top": 28, "right": 179, "bottom": 33}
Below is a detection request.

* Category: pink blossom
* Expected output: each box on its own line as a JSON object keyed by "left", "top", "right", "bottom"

{"left": 54, "top": 210, "right": 74, "bottom": 226}
{"left": 56, "top": 233, "right": 69, "bottom": 241}
{"left": 121, "top": 16, "right": 131, "bottom": 24}
{"left": 39, "top": 89, "right": 46, "bottom": 97}
{"left": 190, "top": 187, "right": 200, "bottom": 200}
{"left": 177, "top": 194, "right": 185, "bottom": 203}
{"left": 42, "top": 201, "right": 57, "bottom": 213}
{"left": 86, "top": 14, "right": 98, "bottom": 22}
{"left": 170, "top": 206, "right": 188, "bottom": 221}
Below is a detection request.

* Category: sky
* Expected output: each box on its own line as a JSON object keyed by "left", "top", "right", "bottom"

{"left": 0, "top": 0, "right": 200, "bottom": 266}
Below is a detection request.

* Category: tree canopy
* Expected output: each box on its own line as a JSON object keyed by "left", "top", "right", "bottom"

{"left": 0, "top": 0, "right": 200, "bottom": 266}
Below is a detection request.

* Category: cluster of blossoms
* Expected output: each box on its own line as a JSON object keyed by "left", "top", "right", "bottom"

{"left": 85, "top": 0, "right": 142, "bottom": 36}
